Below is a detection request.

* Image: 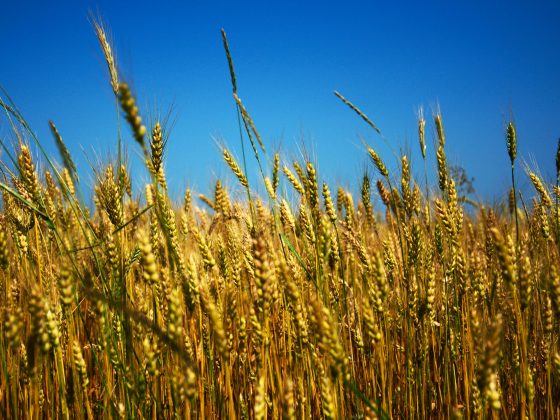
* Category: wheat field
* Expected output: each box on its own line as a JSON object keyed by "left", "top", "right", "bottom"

{"left": 0, "top": 24, "right": 559, "bottom": 420}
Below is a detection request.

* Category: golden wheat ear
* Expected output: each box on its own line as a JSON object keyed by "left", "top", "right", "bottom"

{"left": 49, "top": 121, "right": 78, "bottom": 182}
{"left": 92, "top": 17, "right": 119, "bottom": 95}
{"left": 118, "top": 83, "right": 146, "bottom": 147}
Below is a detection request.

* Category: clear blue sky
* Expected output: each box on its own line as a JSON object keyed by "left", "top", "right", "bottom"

{"left": 1, "top": 0, "right": 559, "bottom": 202}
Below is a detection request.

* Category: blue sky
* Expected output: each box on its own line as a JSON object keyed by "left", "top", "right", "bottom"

{"left": 1, "top": 1, "right": 559, "bottom": 202}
